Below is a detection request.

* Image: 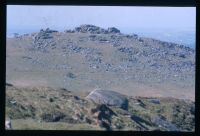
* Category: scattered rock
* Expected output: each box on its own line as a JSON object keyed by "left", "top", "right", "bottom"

{"left": 150, "top": 99, "right": 160, "bottom": 104}
{"left": 151, "top": 116, "right": 179, "bottom": 131}
{"left": 66, "top": 72, "right": 76, "bottom": 78}
{"left": 89, "top": 34, "right": 97, "bottom": 41}
{"left": 10, "top": 100, "right": 17, "bottom": 105}
{"left": 74, "top": 96, "right": 80, "bottom": 100}
{"left": 190, "top": 104, "right": 195, "bottom": 115}
{"left": 41, "top": 112, "right": 66, "bottom": 122}
{"left": 118, "top": 47, "right": 135, "bottom": 54}
{"left": 65, "top": 29, "right": 75, "bottom": 33}
{"left": 84, "top": 116, "right": 92, "bottom": 124}
{"left": 13, "top": 33, "right": 20, "bottom": 38}
{"left": 138, "top": 38, "right": 144, "bottom": 43}
{"left": 49, "top": 98, "right": 54, "bottom": 102}
{"left": 6, "top": 83, "right": 13, "bottom": 87}
{"left": 22, "top": 56, "right": 32, "bottom": 60}
{"left": 179, "top": 53, "right": 186, "bottom": 58}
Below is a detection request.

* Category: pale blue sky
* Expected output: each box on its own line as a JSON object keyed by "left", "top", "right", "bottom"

{"left": 7, "top": 5, "right": 196, "bottom": 34}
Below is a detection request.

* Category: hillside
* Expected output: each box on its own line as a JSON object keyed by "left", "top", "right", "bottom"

{"left": 6, "top": 84, "right": 194, "bottom": 131}
{"left": 6, "top": 24, "right": 195, "bottom": 130}
{"left": 6, "top": 24, "right": 195, "bottom": 100}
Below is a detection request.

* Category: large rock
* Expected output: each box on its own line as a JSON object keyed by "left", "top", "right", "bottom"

{"left": 86, "top": 89, "right": 128, "bottom": 110}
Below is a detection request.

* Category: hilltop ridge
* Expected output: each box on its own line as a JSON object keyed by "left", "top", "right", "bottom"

{"left": 6, "top": 24, "right": 195, "bottom": 100}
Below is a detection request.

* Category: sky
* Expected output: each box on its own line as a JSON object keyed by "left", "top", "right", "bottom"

{"left": 7, "top": 6, "right": 196, "bottom": 34}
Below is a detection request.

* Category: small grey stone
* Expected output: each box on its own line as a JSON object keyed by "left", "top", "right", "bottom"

{"left": 150, "top": 99, "right": 160, "bottom": 104}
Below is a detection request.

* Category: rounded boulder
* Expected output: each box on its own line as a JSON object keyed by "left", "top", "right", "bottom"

{"left": 86, "top": 89, "right": 128, "bottom": 110}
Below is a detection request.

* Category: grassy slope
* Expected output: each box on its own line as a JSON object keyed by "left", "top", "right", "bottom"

{"left": 6, "top": 85, "right": 194, "bottom": 131}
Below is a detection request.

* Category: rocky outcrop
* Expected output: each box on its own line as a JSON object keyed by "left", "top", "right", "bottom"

{"left": 86, "top": 89, "right": 128, "bottom": 110}
{"left": 31, "top": 28, "right": 58, "bottom": 52}
{"left": 107, "top": 27, "right": 120, "bottom": 33}
{"left": 74, "top": 24, "right": 108, "bottom": 34}
{"left": 73, "top": 24, "right": 120, "bottom": 34}
{"left": 35, "top": 28, "right": 57, "bottom": 39}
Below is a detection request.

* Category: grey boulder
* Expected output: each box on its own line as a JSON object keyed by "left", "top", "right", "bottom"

{"left": 86, "top": 89, "right": 128, "bottom": 110}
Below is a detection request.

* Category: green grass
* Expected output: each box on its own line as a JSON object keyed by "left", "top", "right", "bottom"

{"left": 11, "top": 119, "right": 103, "bottom": 130}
